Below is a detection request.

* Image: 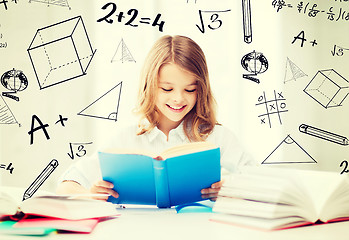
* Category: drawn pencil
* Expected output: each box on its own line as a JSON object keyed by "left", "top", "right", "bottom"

{"left": 299, "top": 124, "right": 349, "bottom": 146}
{"left": 242, "top": 0, "right": 252, "bottom": 43}
{"left": 22, "top": 159, "right": 59, "bottom": 201}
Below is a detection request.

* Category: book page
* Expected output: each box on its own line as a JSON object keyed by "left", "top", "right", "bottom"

{"left": 160, "top": 141, "right": 217, "bottom": 159}
{"left": 295, "top": 170, "right": 344, "bottom": 218}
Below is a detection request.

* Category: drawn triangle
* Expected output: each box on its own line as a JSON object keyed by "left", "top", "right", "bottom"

{"left": 284, "top": 57, "right": 307, "bottom": 83}
{"left": 0, "top": 96, "right": 18, "bottom": 124}
{"left": 111, "top": 39, "right": 136, "bottom": 63}
{"left": 262, "top": 135, "right": 317, "bottom": 164}
{"left": 78, "top": 81, "right": 122, "bottom": 121}
{"left": 31, "top": 0, "right": 70, "bottom": 8}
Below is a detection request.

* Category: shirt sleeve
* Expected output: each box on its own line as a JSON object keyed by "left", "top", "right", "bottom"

{"left": 57, "top": 152, "right": 102, "bottom": 189}
{"left": 208, "top": 125, "right": 258, "bottom": 173}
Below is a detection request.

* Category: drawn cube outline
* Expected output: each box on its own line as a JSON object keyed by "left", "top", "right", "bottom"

{"left": 303, "top": 69, "right": 349, "bottom": 108}
{"left": 27, "top": 16, "right": 96, "bottom": 90}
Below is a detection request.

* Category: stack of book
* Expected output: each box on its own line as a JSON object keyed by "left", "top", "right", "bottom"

{"left": 0, "top": 191, "right": 119, "bottom": 236}
{"left": 211, "top": 166, "right": 349, "bottom": 230}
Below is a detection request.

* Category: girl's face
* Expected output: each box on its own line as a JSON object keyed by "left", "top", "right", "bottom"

{"left": 156, "top": 63, "right": 197, "bottom": 130}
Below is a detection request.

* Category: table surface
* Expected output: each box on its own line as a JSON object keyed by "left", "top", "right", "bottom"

{"left": 1, "top": 205, "right": 349, "bottom": 240}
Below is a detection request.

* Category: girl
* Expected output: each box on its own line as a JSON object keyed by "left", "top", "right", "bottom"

{"left": 57, "top": 35, "right": 256, "bottom": 201}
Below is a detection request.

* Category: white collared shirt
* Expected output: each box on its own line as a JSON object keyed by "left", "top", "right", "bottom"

{"left": 59, "top": 124, "right": 257, "bottom": 189}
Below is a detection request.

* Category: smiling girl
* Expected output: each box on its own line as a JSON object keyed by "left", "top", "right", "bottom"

{"left": 57, "top": 35, "right": 256, "bottom": 202}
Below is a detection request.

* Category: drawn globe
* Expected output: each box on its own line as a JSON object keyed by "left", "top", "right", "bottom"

{"left": 1, "top": 69, "right": 28, "bottom": 92}
{"left": 241, "top": 51, "right": 268, "bottom": 74}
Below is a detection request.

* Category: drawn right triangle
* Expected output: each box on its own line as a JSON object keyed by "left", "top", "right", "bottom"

{"left": 78, "top": 81, "right": 122, "bottom": 121}
{"left": 284, "top": 57, "right": 307, "bottom": 83}
{"left": 262, "top": 135, "right": 317, "bottom": 164}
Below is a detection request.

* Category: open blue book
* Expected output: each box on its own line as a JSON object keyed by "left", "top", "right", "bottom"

{"left": 98, "top": 142, "right": 220, "bottom": 208}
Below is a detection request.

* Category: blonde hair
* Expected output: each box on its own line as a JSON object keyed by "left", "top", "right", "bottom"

{"left": 135, "top": 35, "right": 218, "bottom": 141}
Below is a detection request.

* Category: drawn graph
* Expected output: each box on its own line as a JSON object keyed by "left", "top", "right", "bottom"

{"left": 255, "top": 90, "right": 288, "bottom": 128}
{"left": 284, "top": 57, "right": 307, "bottom": 83}
{"left": 304, "top": 69, "right": 349, "bottom": 108}
{"left": 111, "top": 38, "right": 136, "bottom": 63}
{"left": 27, "top": 16, "right": 96, "bottom": 90}
{"left": 29, "top": 0, "right": 71, "bottom": 9}
{"left": 262, "top": 135, "right": 317, "bottom": 164}
{"left": 0, "top": 95, "right": 18, "bottom": 125}
{"left": 78, "top": 81, "right": 122, "bottom": 121}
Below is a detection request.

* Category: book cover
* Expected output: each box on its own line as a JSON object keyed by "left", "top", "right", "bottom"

{"left": 98, "top": 146, "right": 220, "bottom": 208}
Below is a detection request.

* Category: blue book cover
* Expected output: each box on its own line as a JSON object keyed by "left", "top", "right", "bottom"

{"left": 98, "top": 142, "right": 220, "bottom": 208}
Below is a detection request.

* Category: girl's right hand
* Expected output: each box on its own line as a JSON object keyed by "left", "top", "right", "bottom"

{"left": 90, "top": 180, "right": 119, "bottom": 201}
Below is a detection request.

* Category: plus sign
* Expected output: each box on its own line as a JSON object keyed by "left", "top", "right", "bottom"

{"left": 55, "top": 114, "right": 68, "bottom": 127}
{"left": 310, "top": 39, "right": 318, "bottom": 47}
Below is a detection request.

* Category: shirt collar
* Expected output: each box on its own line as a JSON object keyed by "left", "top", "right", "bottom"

{"left": 146, "top": 122, "right": 187, "bottom": 143}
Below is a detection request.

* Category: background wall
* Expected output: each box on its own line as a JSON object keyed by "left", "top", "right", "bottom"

{"left": 1, "top": 0, "right": 348, "bottom": 193}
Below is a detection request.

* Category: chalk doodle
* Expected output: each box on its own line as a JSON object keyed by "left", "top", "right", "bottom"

{"left": 23, "top": 159, "right": 59, "bottom": 201}
{"left": 284, "top": 57, "right": 307, "bottom": 83}
{"left": 78, "top": 81, "right": 122, "bottom": 121}
{"left": 97, "top": 2, "right": 165, "bottom": 32}
{"left": 27, "top": 114, "right": 68, "bottom": 145}
{"left": 299, "top": 123, "right": 349, "bottom": 146}
{"left": 241, "top": 50, "right": 268, "bottom": 83}
{"left": 111, "top": 38, "right": 136, "bottom": 63}
{"left": 272, "top": 1, "right": 349, "bottom": 22}
{"left": 27, "top": 16, "right": 96, "bottom": 90}
{"left": 196, "top": 9, "right": 231, "bottom": 34}
{"left": 291, "top": 30, "right": 318, "bottom": 48}
{"left": 242, "top": 0, "right": 252, "bottom": 43}
{"left": 262, "top": 135, "right": 317, "bottom": 164}
{"left": 0, "top": 162, "right": 14, "bottom": 174}
{"left": 256, "top": 90, "right": 288, "bottom": 128}
{"left": 29, "top": 0, "right": 71, "bottom": 9}
{"left": 1, "top": 68, "right": 28, "bottom": 101}
{"left": 303, "top": 69, "right": 349, "bottom": 109}
{"left": 0, "top": 95, "right": 18, "bottom": 125}
{"left": 67, "top": 142, "right": 93, "bottom": 160}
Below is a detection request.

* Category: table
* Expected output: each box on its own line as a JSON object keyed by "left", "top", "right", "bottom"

{"left": 1, "top": 206, "right": 348, "bottom": 240}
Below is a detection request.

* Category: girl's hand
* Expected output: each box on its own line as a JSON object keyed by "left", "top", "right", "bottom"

{"left": 90, "top": 180, "right": 119, "bottom": 201}
{"left": 201, "top": 180, "right": 223, "bottom": 201}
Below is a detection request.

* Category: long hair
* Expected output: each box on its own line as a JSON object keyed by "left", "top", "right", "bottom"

{"left": 135, "top": 35, "right": 218, "bottom": 141}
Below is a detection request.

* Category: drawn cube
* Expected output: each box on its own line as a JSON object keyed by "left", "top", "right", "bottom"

{"left": 303, "top": 69, "right": 349, "bottom": 108}
{"left": 27, "top": 16, "right": 96, "bottom": 89}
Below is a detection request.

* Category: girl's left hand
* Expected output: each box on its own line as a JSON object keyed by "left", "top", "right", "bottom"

{"left": 201, "top": 180, "right": 223, "bottom": 201}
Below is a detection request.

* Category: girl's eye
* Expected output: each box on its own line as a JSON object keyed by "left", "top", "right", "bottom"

{"left": 161, "top": 88, "right": 172, "bottom": 92}
{"left": 185, "top": 89, "right": 197, "bottom": 93}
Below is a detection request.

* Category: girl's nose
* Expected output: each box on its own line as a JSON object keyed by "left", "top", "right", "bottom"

{"left": 172, "top": 90, "right": 184, "bottom": 103}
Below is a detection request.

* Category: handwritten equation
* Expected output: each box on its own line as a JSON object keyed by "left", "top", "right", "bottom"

{"left": 0, "top": 162, "right": 14, "bottom": 174}
{"left": 67, "top": 142, "right": 93, "bottom": 160}
{"left": 196, "top": 9, "right": 231, "bottom": 33}
{"left": 0, "top": 24, "right": 7, "bottom": 49}
{"left": 272, "top": 1, "right": 349, "bottom": 22}
{"left": 340, "top": 160, "right": 349, "bottom": 174}
{"left": 331, "top": 44, "right": 349, "bottom": 56}
{"left": 97, "top": 2, "right": 165, "bottom": 32}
